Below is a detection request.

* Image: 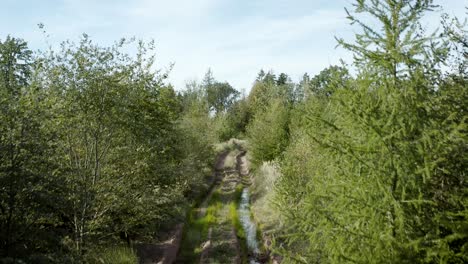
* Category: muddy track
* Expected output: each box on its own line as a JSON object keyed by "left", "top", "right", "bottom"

{"left": 175, "top": 145, "right": 252, "bottom": 264}
{"left": 136, "top": 151, "right": 229, "bottom": 264}
{"left": 198, "top": 150, "right": 233, "bottom": 264}
{"left": 136, "top": 145, "right": 276, "bottom": 264}
{"left": 199, "top": 149, "right": 243, "bottom": 264}
{"left": 198, "top": 150, "right": 230, "bottom": 218}
{"left": 135, "top": 224, "right": 184, "bottom": 264}
{"left": 236, "top": 151, "right": 246, "bottom": 174}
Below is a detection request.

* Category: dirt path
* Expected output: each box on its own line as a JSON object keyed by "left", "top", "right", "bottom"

{"left": 136, "top": 151, "right": 229, "bottom": 264}
{"left": 198, "top": 150, "right": 230, "bottom": 218}
{"left": 200, "top": 161, "right": 242, "bottom": 264}
{"left": 135, "top": 224, "right": 184, "bottom": 264}
{"left": 236, "top": 150, "right": 249, "bottom": 178}
{"left": 176, "top": 146, "right": 246, "bottom": 264}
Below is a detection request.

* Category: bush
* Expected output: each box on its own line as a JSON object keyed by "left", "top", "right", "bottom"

{"left": 247, "top": 99, "right": 290, "bottom": 166}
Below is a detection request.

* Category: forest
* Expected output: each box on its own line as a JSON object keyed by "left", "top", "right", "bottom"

{"left": 0, "top": 0, "right": 467, "bottom": 263}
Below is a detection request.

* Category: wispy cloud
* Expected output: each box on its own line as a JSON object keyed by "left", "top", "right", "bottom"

{"left": 0, "top": 0, "right": 465, "bottom": 91}
{"left": 126, "top": 0, "right": 220, "bottom": 20}
{"left": 149, "top": 7, "right": 351, "bottom": 90}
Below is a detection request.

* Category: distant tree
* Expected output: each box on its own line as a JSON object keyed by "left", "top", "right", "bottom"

{"left": 222, "top": 96, "right": 251, "bottom": 139}
{"left": 199, "top": 69, "right": 240, "bottom": 114}
{"left": 256, "top": 69, "right": 266, "bottom": 81}
{"left": 247, "top": 99, "right": 290, "bottom": 164}
{"left": 263, "top": 70, "right": 276, "bottom": 84}
{"left": 309, "top": 65, "right": 350, "bottom": 97}
{"left": 247, "top": 81, "right": 271, "bottom": 115}
{"left": 202, "top": 68, "right": 215, "bottom": 88}
{"left": 276, "top": 72, "right": 289, "bottom": 85}
{"left": 295, "top": 73, "right": 310, "bottom": 101}
{"left": 0, "top": 36, "right": 32, "bottom": 94}
{"left": 206, "top": 81, "right": 240, "bottom": 114}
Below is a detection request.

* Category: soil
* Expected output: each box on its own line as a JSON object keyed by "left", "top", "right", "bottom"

{"left": 135, "top": 151, "right": 229, "bottom": 264}
{"left": 135, "top": 224, "right": 184, "bottom": 264}
{"left": 135, "top": 146, "right": 272, "bottom": 264}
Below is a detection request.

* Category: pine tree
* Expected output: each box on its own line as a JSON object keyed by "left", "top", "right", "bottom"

{"left": 273, "top": 1, "right": 467, "bottom": 263}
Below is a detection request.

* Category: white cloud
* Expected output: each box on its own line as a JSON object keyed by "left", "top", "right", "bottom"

{"left": 148, "top": 7, "right": 351, "bottom": 91}
{"left": 2, "top": 0, "right": 464, "bottom": 92}
{"left": 126, "top": 0, "right": 220, "bottom": 21}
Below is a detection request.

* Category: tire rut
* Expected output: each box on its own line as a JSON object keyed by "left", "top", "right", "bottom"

{"left": 138, "top": 151, "right": 229, "bottom": 264}
{"left": 200, "top": 150, "right": 243, "bottom": 264}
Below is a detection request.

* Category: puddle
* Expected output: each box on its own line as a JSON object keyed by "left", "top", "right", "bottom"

{"left": 238, "top": 187, "right": 261, "bottom": 264}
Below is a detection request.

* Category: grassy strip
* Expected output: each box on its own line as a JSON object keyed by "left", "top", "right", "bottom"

{"left": 87, "top": 245, "right": 138, "bottom": 264}
{"left": 229, "top": 185, "right": 248, "bottom": 263}
{"left": 177, "top": 190, "right": 221, "bottom": 263}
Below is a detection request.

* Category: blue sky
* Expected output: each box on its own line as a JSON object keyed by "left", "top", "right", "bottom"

{"left": 1, "top": 0, "right": 466, "bottom": 91}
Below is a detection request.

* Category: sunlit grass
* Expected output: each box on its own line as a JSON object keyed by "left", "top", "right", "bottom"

{"left": 88, "top": 245, "right": 138, "bottom": 264}
{"left": 178, "top": 190, "right": 221, "bottom": 263}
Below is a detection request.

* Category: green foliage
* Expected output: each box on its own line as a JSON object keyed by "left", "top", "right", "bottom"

{"left": 248, "top": 70, "right": 294, "bottom": 115}
{"left": 0, "top": 36, "right": 32, "bottom": 90}
{"left": 268, "top": 1, "right": 468, "bottom": 263}
{"left": 38, "top": 36, "right": 188, "bottom": 253}
{"left": 0, "top": 34, "right": 217, "bottom": 262}
{"left": 307, "top": 65, "right": 350, "bottom": 97}
{"left": 337, "top": 0, "right": 440, "bottom": 78}
{"left": 180, "top": 72, "right": 244, "bottom": 142}
{"left": 202, "top": 69, "right": 240, "bottom": 115}
{"left": 177, "top": 82, "right": 218, "bottom": 199}
{"left": 245, "top": 70, "right": 296, "bottom": 166}
{"left": 219, "top": 97, "right": 251, "bottom": 140}
{"left": 1, "top": 1, "right": 466, "bottom": 262}
{"left": 0, "top": 36, "right": 73, "bottom": 261}
{"left": 206, "top": 82, "right": 239, "bottom": 114}
{"left": 247, "top": 99, "right": 290, "bottom": 165}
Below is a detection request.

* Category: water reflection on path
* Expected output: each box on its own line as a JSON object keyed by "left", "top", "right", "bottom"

{"left": 238, "top": 187, "right": 261, "bottom": 264}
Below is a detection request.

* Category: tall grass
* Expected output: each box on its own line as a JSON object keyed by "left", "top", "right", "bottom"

{"left": 249, "top": 161, "right": 283, "bottom": 258}
{"left": 87, "top": 246, "right": 138, "bottom": 264}
{"left": 251, "top": 161, "right": 281, "bottom": 225}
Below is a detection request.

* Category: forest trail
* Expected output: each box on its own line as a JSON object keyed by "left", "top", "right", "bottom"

{"left": 136, "top": 141, "right": 269, "bottom": 264}
{"left": 175, "top": 142, "right": 265, "bottom": 264}
{"left": 136, "top": 151, "right": 230, "bottom": 264}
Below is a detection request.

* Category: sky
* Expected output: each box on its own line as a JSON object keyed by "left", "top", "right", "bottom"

{"left": 0, "top": 0, "right": 466, "bottom": 92}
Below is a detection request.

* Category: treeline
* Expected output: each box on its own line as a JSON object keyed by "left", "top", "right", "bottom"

{"left": 239, "top": 1, "right": 467, "bottom": 263}
{"left": 0, "top": 35, "right": 239, "bottom": 262}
